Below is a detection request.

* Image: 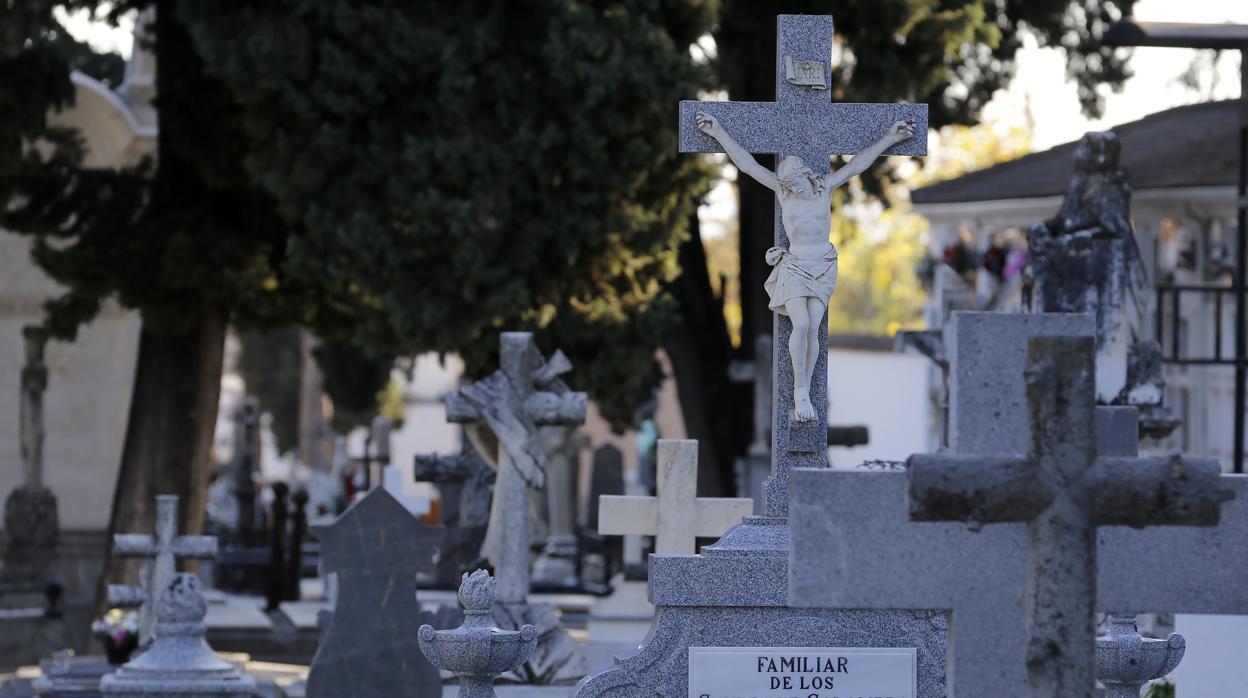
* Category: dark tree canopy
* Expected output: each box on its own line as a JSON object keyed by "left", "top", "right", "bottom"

{"left": 176, "top": 0, "right": 718, "bottom": 426}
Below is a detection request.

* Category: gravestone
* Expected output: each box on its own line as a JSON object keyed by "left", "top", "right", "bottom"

{"left": 413, "top": 446, "right": 493, "bottom": 588}
{"left": 789, "top": 311, "right": 1244, "bottom": 697}
{"left": 1028, "top": 131, "right": 1175, "bottom": 436}
{"left": 110, "top": 495, "right": 216, "bottom": 646}
{"left": 100, "top": 574, "right": 256, "bottom": 697}
{"left": 585, "top": 445, "right": 624, "bottom": 540}
{"left": 908, "top": 334, "right": 1225, "bottom": 696}
{"left": 3, "top": 326, "right": 59, "bottom": 593}
{"left": 307, "top": 487, "right": 445, "bottom": 698}
{"left": 443, "top": 332, "right": 588, "bottom": 683}
{"left": 574, "top": 15, "right": 943, "bottom": 698}
{"left": 532, "top": 425, "right": 587, "bottom": 588}
{"left": 598, "top": 440, "right": 752, "bottom": 556}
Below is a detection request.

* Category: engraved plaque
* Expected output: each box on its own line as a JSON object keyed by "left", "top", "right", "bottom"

{"left": 784, "top": 56, "right": 827, "bottom": 90}
{"left": 689, "top": 646, "right": 917, "bottom": 698}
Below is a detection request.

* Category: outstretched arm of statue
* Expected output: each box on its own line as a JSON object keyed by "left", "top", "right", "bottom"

{"left": 696, "top": 112, "right": 778, "bottom": 193}
{"left": 825, "top": 120, "right": 915, "bottom": 190}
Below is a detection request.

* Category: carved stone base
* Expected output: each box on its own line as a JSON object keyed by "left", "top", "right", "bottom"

{"left": 494, "top": 602, "right": 588, "bottom": 684}
{"left": 575, "top": 605, "right": 945, "bottom": 697}
{"left": 573, "top": 518, "right": 947, "bottom": 697}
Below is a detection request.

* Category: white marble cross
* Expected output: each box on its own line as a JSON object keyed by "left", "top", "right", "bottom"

{"left": 110, "top": 495, "right": 217, "bottom": 644}
{"left": 678, "top": 14, "right": 927, "bottom": 517}
{"left": 598, "top": 439, "right": 753, "bottom": 555}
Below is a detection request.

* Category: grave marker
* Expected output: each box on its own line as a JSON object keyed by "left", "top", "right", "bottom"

{"left": 307, "top": 487, "right": 444, "bottom": 698}
{"left": 110, "top": 495, "right": 216, "bottom": 645}
{"left": 598, "top": 439, "right": 752, "bottom": 555}
{"left": 790, "top": 311, "right": 1242, "bottom": 697}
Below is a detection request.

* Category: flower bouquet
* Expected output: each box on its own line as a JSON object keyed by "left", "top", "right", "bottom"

{"left": 92, "top": 609, "right": 139, "bottom": 664}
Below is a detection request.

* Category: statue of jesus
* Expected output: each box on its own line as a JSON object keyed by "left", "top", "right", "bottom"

{"left": 696, "top": 112, "right": 915, "bottom": 421}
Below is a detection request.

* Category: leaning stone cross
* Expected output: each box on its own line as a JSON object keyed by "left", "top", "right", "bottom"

{"left": 679, "top": 14, "right": 927, "bottom": 516}
{"left": 908, "top": 335, "right": 1228, "bottom": 697}
{"left": 445, "top": 332, "right": 586, "bottom": 605}
{"left": 598, "top": 439, "right": 753, "bottom": 555}
{"left": 110, "top": 495, "right": 217, "bottom": 645}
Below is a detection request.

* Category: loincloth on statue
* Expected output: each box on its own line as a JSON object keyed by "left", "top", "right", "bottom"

{"left": 764, "top": 246, "right": 838, "bottom": 314}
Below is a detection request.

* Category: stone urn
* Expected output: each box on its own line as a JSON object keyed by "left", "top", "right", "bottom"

{"left": 1096, "top": 613, "right": 1185, "bottom": 698}
{"left": 418, "top": 569, "right": 537, "bottom": 698}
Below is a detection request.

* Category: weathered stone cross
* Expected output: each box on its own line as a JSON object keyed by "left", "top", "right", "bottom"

{"left": 907, "top": 335, "right": 1227, "bottom": 697}
{"left": 790, "top": 311, "right": 1246, "bottom": 697}
{"left": 445, "top": 332, "right": 586, "bottom": 604}
{"left": 110, "top": 495, "right": 217, "bottom": 644}
{"left": 678, "top": 14, "right": 927, "bottom": 517}
{"left": 598, "top": 439, "right": 753, "bottom": 555}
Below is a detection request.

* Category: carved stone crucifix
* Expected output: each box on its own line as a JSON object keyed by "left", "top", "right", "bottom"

{"left": 908, "top": 335, "right": 1230, "bottom": 697}
{"left": 445, "top": 333, "right": 586, "bottom": 605}
{"left": 678, "top": 14, "right": 927, "bottom": 516}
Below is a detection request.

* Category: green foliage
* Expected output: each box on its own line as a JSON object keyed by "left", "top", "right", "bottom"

{"left": 313, "top": 339, "right": 394, "bottom": 435}
{"left": 236, "top": 327, "right": 302, "bottom": 454}
{"left": 1143, "top": 681, "right": 1175, "bottom": 698}
{"left": 175, "top": 0, "right": 717, "bottom": 427}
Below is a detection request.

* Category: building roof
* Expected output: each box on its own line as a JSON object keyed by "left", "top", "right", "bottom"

{"left": 911, "top": 100, "right": 1241, "bottom": 205}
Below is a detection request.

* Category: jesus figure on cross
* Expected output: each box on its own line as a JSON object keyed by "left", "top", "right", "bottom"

{"left": 696, "top": 112, "right": 915, "bottom": 420}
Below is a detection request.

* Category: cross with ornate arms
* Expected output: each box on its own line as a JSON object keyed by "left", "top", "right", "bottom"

{"left": 678, "top": 14, "right": 927, "bottom": 517}
{"left": 444, "top": 332, "right": 587, "bottom": 604}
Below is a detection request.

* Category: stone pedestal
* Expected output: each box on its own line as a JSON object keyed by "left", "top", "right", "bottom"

{"left": 100, "top": 574, "right": 256, "bottom": 697}
{"left": 573, "top": 516, "right": 947, "bottom": 697}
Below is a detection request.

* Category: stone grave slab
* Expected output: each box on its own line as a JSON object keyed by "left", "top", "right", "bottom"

{"left": 306, "top": 487, "right": 445, "bottom": 698}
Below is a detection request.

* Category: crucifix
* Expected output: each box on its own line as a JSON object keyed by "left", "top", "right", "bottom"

{"left": 598, "top": 439, "right": 753, "bottom": 555}
{"left": 110, "top": 495, "right": 217, "bottom": 645}
{"left": 908, "top": 335, "right": 1228, "bottom": 697}
{"left": 444, "top": 332, "right": 587, "bottom": 605}
{"left": 679, "top": 14, "right": 927, "bottom": 517}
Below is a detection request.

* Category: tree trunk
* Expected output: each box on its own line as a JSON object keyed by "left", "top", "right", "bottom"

{"left": 665, "top": 216, "right": 752, "bottom": 496}
{"left": 96, "top": 310, "right": 227, "bottom": 601}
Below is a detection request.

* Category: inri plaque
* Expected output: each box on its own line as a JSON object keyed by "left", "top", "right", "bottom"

{"left": 689, "top": 646, "right": 916, "bottom": 698}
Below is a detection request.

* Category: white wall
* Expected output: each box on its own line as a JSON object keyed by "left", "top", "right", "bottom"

{"left": 826, "top": 349, "right": 931, "bottom": 467}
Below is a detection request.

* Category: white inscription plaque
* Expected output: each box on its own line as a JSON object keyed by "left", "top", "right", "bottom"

{"left": 689, "top": 646, "right": 916, "bottom": 698}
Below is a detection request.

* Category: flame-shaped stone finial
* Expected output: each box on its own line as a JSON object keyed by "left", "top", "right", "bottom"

{"left": 458, "top": 569, "right": 496, "bottom": 612}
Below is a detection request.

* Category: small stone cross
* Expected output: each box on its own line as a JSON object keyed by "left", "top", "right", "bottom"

{"left": 678, "top": 14, "right": 927, "bottom": 517}
{"left": 908, "top": 335, "right": 1228, "bottom": 697}
{"left": 110, "top": 495, "right": 217, "bottom": 644}
{"left": 444, "top": 332, "right": 586, "bottom": 605}
{"left": 598, "top": 439, "right": 753, "bottom": 555}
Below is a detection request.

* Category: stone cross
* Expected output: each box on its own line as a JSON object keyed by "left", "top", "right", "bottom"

{"left": 19, "top": 325, "right": 47, "bottom": 490}
{"left": 444, "top": 332, "right": 586, "bottom": 605}
{"left": 110, "top": 495, "right": 216, "bottom": 645}
{"left": 3, "top": 325, "right": 59, "bottom": 585}
{"left": 679, "top": 14, "right": 927, "bottom": 517}
{"left": 790, "top": 311, "right": 1245, "bottom": 697}
{"left": 308, "top": 487, "right": 445, "bottom": 698}
{"left": 906, "top": 335, "right": 1226, "bottom": 697}
{"left": 598, "top": 439, "right": 753, "bottom": 555}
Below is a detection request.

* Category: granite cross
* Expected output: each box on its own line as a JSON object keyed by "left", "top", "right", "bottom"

{"left": 598, "top": 439, "right": 753, "bottom": 555}
{"left": 308, "top": 487, "right": 445, "bottom": 698}
{"left": 110, "top": 495, "right": 217, "bottom": 645}
{"left": 444, "top": 332, "right": 587, "bottom": 605}
{"left": 791, "top": 311, "right": 1245, "bottom": 697}
{"left": 679, "top": 14, "right": 927, "bottom": 517}
{"left": 905, "top": 335, "right": 1227, "bottom": 697}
